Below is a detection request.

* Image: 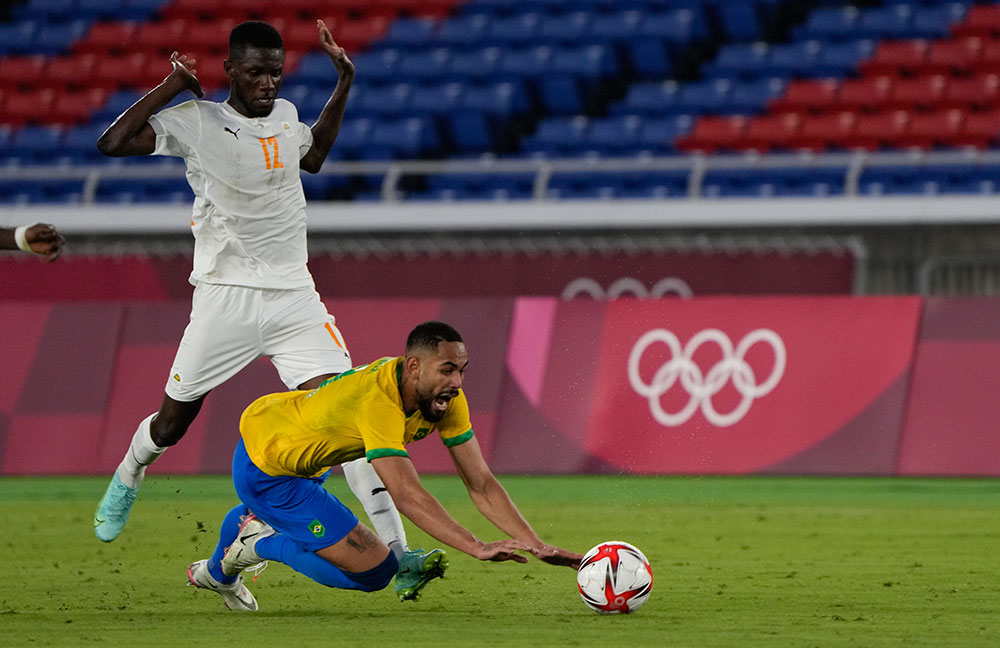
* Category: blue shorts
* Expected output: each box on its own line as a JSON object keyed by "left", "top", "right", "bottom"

{"left": 232, "top": 439, "right": 359, "bottom": 552}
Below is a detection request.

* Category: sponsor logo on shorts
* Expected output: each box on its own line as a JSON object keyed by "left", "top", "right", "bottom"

{"left": 173, "top": 373, "right": 181, "bottom": 382}
{"left": 309, "top": 519, "right": 326, "bottom": 538}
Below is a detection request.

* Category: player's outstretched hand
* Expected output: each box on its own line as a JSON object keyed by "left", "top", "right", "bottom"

{"left": 475, "top": 540, "right": 530, "bottom": 563}
{"left": 317, "top": 19, "right": 355, "bottom": 81}
{"left": 168, "top": 51, "right": 205, "bottom": 98}
{"left": 26, "top": 223, "right": 65, "bottom": 261}
{"left": 529, "top": 544, "right": 584, "bottom": 569}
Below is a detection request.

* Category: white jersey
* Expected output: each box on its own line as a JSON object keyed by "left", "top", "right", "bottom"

{"left": 149, "top": 99, "right": 315, "bottom": 289}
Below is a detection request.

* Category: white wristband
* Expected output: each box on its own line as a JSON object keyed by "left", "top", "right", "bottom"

{"left": 14, "top": 225, "right": 34, "bottom": 253}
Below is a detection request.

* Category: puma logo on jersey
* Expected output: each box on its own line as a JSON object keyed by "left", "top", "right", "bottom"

{"left": 224, "top": 127, "right": 240, "bottom": 139}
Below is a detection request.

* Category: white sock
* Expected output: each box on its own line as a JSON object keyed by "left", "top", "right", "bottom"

{"left": 115, "top": 414, "right": 166, "bottom": 489}
{"left": 342, "top": 457, "right": 408, "bottom": 559}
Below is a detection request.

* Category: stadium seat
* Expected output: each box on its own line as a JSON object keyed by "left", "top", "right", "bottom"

{"left": 351, "top": 84, "right": 413, "bottom": 118}
{"left": 896, "top": 109, "right": 965, "bottom": 149}
{"left": 485, "top": 13, "right": 541, "bottom": 47}
{"left": 769, "top": 79, "right": 839, "bottom": 114}
{"left": 952, "top": 110, "right": 1000, "bottom": 148}
{"left": 728, "top": 78, "right": 786, "bottom": 114}
{"left": 8, "top": 125, "right": 65, "bottom": 163}
{"left": 834, "top": 77, "right": 894, "bottom": 113}
{"left": 14, "top": 0, "right": 76, "bottom": 22}
{"left": 410, "top": 83, "right": 463, "bottom": 116}
{"left": 43, "top": 54, "right": 99, "bottom": 89}
{"left": 856, "top": 4, "right": 914, "bottom": 40}
{"left": 760, "top": 41, "right": 822, "bottom": 78}
{"left": 921, "top": 37, "right": 982, "bottom": 75}
{"left": 910, "top": 3, "right": 969, "bottom": 39}
{"left": 671, "top": 79, "right": 732, "bottom": 115}
{"left": 49, "top": 88, "right": 110, "bottom": 125}
{"left": 0, "top": 20, "right": 38, "bottom": 57}
{"left": 436, "top": 14, "right": 490, "bottom": 47}
{"left": 787, "top": 112, "right": 857, "bottom": 151}
{"left": 74, "top": 21, "right": 140, "bottom": 55}
{"left": 446, "top": 47, "right": 501, "bottom": 81}
{"left": 2, "top": 88, "right": 57, "bottom": 126}
{"left": 536, "top": 11, "right": 590, "bottom": 45}
{"left": 63, "top": 123, "right": 109, "bottom": 162}
{"left": 941, "top": 73, "right": 1000, "bottom": 110}
{"left": 858, "top": 40, "right": 928, "bottom": 76}
{"left": 634, "top": 115, "right": 693, "bottom": 154}
{"left": 702, "top": 43, "right": 769, "bottom": 80}
{"left": 792, "top": 6, "right": 860, "bottom": 42}
{"left": 951, "top": 3, "right": 1000, "bottom": 39}
{"left": 887, "top": 75, "right": 946, "bottom": 111}
{"left": 736, "top": 113, "right": 802, "bottom": 152}
{"left": 0, "top": 56, "right": 48, "bottom": 90}
{"left": 581, "top": 115, "right": 641, "bottom": 156}
{"left": 842, "top": 110, "right": 910, "bottom": 150}
{"left": 812, "top": 39, "right": 876, "bottom": 78}
{"left": 380, "top": 17, "right": 439, "bottom": 47}
{"left": 521, "top": 117, "right": 588, "bottom": 157}
{"left": 675, "top": 115, "right": 747, "bottom": 153}
{"left": 31, "top": 19, "right": 94, "bottom": 56}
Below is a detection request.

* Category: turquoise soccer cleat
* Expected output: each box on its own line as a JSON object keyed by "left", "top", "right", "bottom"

{"left": 93, "top": 473, "right": 139, "bottom": 542}
{"left": 394, "top": 548, "right": 449, "bottom": 602}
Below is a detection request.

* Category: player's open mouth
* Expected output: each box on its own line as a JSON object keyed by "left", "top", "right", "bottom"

{"left": 431, "top": 392, "right": 456, "bottom": 414}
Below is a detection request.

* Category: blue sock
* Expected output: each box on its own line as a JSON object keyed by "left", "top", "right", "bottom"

{"left": 207, "top": 504, "right": 249, "bottom": 584}
{"left": 255, "top": 534, "right": 396, "bottom": 592}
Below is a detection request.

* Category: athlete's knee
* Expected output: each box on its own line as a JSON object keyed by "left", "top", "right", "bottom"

{"left": 345, "top": 552, "right": 398, "bottom": 592}
{"left": 151, "top": 396, "right": 205, "bottom": 446}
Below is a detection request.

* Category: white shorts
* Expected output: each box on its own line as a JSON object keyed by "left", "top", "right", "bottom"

{"left": 164, "top": 283, "right": 353, "bottom": 402}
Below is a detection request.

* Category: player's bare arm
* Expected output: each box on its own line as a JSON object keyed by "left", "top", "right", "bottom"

{"left": 300, "top": 19, "right": 355, "bottom": 174}
{"left": 0, "top": 224, "right": 64, "bottom": 261}
{"left": 449, "top": 437, "right": 583, "bottom": 569}
{"left": 97, "top": 52, "right": 205, "bottom": 157}
{"left": 371, "top": 454, "right": 530, "bottom": 563}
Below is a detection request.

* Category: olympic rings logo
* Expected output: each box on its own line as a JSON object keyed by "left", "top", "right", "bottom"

{"left": 562, "top": 277, "right": 693, "bottom": 300}
{"left": 627, "top": 328, "right": 786, "bottom": 427}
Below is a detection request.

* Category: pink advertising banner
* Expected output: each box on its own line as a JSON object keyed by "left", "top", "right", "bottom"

{"left": 492, "top": 297, "right": 923, "bottom": 475}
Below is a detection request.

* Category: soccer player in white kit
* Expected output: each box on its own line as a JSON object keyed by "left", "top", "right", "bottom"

{"left": 93, "top": 20, "right": 434, "bottom": 599}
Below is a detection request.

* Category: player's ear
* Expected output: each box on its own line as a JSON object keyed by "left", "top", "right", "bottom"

{"left": 223, "top": 59, "right": 234, "bottom": 79}
{"left": 403, "top": 355, "right": 421, "bottom": 377}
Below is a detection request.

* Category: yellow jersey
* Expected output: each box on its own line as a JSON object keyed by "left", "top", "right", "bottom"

{"left": 239, "top": 356, "right": 473, "bottom": 477}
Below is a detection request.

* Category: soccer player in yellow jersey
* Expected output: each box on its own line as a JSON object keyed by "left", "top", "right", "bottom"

{"left": 186, "top": 321, "right": 582, "bottom": 610}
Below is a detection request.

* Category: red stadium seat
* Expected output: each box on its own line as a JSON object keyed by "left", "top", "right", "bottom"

{"left": 896, "top": 109, "right": 965, "bottom": 149}
{"left": 159, "top": 0, "right": 230, "bottom": 21}
{"left": 858, "top": 40, "right": 928, "bottom": 76}
{"left": 675, "top": 115, "right": 747, "bottom": 153}
{"left": 133, "top": 19, "right": 189, "bottom": 57}
{"left": 328, "top": 17, "right": 390, "bottom": 53}
{"left": 952, "top": 4, "right": 1000, "bottom": 39}
{"left": 0, "top": 56, "right": 48, "bottom": 91}
{"left": 887, "top": 75, "right": 946, "bottom": 111}
{"left": 179, "top": 18, "right": 238, "bottom": 56}
{"left": 842, "top": 110, "right": 910, "bottom": 150}
{"left": 942, "top": 73, "right": 1000, "bottom": 110}
{"left": 43, "top": 54, "right": 99, "bottom": 90}
{"left": 834, "top": 76, "right": 894, "bottom": 112}
{"left": 971, "top": 38, "right": 1000, "bottom": 75}
{"left": 91, "top": 53, "right": 152, "bottom": 90}
{"left": 921, "top": 38, "right": 982, "bottom": 75}
{"left": 787, "top": 111, "right": 857, "bottom": 151}
{"left": 49, "top": 88, "right": 110, "bottom": 125}
{"left": 952, "top": 110, "right": 1000, "bottom": 148}
{"left": 1, "top": 88, "right": 56, "bottom": 126}
{"left": 74, "top": 21, "right": 139, "bottom": 55}
{"left": 768, "top": 79, "right": 838, "bottom": 113}
{"left": 277, "top": 19, "right": 324, "bottom": 53}
{"left": 735, "top": 113, "right": 802, "bottom": 152}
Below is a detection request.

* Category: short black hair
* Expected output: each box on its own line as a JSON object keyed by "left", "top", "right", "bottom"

{"left": 229, "top": 21, "right": 283, "bottom": 58}
{"left": 406, "top": 321, "right": 463, "bottom": 355}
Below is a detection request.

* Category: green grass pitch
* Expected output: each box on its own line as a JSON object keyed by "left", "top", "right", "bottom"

{"left": 1, "top": 474, "right": 998, "bottom": 647}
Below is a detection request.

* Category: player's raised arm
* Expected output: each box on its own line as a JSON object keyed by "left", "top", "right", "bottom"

{"left": 97, "top": 51, "right": 205, "bottom": 157}
{"left": 300, "top": 19, "right": 355, "bottom": 173}
{"left": 448, "top": 435, "right": 583, "bottom": 569}
{"left": 371, "top": 454, "right": 530, "bottom": 563}
{"left": 0, "top": 223, "right": 65, "bottom": 261}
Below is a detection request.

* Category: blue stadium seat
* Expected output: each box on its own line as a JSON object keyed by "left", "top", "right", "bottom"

{"left": 856, "top": 4, "right": 914, "bottom": 40}
{"left": 760, "top": 41, "right": 822, "bottom": 78}
{"left": 62, "top": 124, "right": 108, "bottom": 163}
{"left": 13, "top": 0, "right": 76, "bottom": 21}
{"left": 446, "top": 111, "right": 494, "bottom": 152}
{"left": 77, "top": 0, "right": 132, "bottom": 20}
{"left": 346, "top": 50, "right": 400, "bottom": 84}
{"left": 351, "top": 84, "right": 413, "bottom": 118}
{"left": 728, "top": 78, "right": 786, "bottom": 113}
{"left": 300, "top": 173, "right": 351, "bottom": 200}
{"left": 536, "top": 11, "right": 591, "bottom": 45}
{"left": 397, "top": 48, "right": 452, "bottom": 81}
{"left": 672, "top": 79, "right": 732, "bottom": 115}
{"left": 293, "top": 53, "right": 342, "bottom": 85}
{"left": 910, "top": 3, "right": 969, "bottom": 39}
{"left": 702, "top": 168, "right": 847, "bottom": 198}
{"left": 460, "top": 81, "right": 530, "bottom": 117}
{"left": 792, "top": 6, "right": 860, "bottom": 42}
{"left": 639, "top": 8, "right": 710, "bottom": 44}
{"left": 31, "top": 19, "right": 94, "bottom": 56}
{"left": 368, "top": 117, "right": 439, "bottom": 159}
{"left": 96, "top": 177, "right": 192, "bottom": 204}
{"left": 586, "top": 10, "right": 642, "bottom": 43}
{"left": 610, "top": 82, "right": 681, "bottom": 115}
{"left": 811, "top": 39, "right": 876, "bottom": 78}
{"left": 635, "top": 115, "right": 693, "bottom": 154}
{"left": 331, "top": 118, "right": 374, "bottom": 159}
{"left": 446, "top": 47, "right": 502, "bottom": 81}
{"left": 436, "top": 14, "right": 490, "bottom": 47}
{"left": 380, "top": 18, "right": 439, "bottom": 48}
{"left": 9, "top": 126, "right": 65, "bottom": 164}
{"left": 616, "top": 170, "right": 690, "bottom": 199}
{"left": 520, "top": 117, "right": 588, "bottom": 156}
{"left": 581, "top": 115, "right": 642, "bottom": 156}
{"left": 715, "top": 0, "right": 763, "bottom": 41}
{"left": 0, "top": 178, "right": 84, "bottom": 204}
{"left": 702, "top": 43, "right": 769, "bottom": 80}
{"left": 549, "top": 44, "right": 617, "bottom": 79}
{"left": 0, "top": 21, "right": 39, "bottom": 56}
{"left": 485, "top": 13, "right": 541, "bottom": 47}
{"left": 497, "top": 46, "right": 552, "bottom": 80}
{"left": 624, "top": 38, "right": 672, "bottom": 79}
{"left": 410, "top": 83, "right": 464, "bottom": 116}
